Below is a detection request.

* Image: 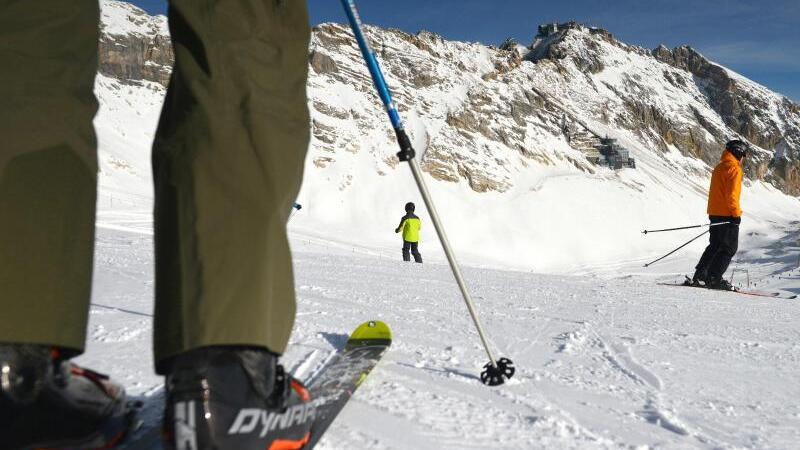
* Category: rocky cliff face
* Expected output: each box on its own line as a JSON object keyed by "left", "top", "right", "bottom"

{"left": 99, "top": 1, "right": 172, "bottom": 87}
{"left": 306, "top": 21, "right": 800, "bottom": 195}
{"left": 96, "top": 1, "right": 800, "bottom": 196}
{"left": 652, "top": 45, "right": 800, "bottom": 194}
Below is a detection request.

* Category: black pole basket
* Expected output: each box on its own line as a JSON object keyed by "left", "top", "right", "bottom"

{"left": 480, "top": 357, "right": 515, "bottom": 386}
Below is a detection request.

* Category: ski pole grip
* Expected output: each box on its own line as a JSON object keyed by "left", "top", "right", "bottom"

{"left": 395, "top": 128, "right": 416, "bottom": 161}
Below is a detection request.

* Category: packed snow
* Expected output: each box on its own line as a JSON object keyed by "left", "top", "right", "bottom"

{"left": 86, "top": 214, "right": 800, "bottom": 449}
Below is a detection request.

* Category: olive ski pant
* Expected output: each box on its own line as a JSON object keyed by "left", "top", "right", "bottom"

{"left": 0, "top": 0, "right": 310, "bottom": 371}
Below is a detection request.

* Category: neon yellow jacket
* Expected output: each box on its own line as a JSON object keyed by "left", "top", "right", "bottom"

{"left": 395, "top": 213, "right": 421, "bottom": 243}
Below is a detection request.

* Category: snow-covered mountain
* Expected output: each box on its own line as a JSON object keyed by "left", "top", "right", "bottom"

{"left": 99, "top": 1, "right": 171, "bottom": 86}
{"left": 309, "top": 21, "right": 800, "bottom": 195}
{"left": 93, "top": 1, "right": 800, "bottom": 272}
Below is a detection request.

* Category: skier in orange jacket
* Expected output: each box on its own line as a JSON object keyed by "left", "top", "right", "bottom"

{"left": 692, "top": 140, "right": 748, "bottom": 290}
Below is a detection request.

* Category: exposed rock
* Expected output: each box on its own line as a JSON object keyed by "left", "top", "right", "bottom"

{"left": 98, "top": 2, "right": 173, "bottom": 86}
{"left": 313, "top": 156, "right": 334, "bottom": 168}
{"left": 312, "top": 120, "right": 338, "bottom": 145}
{"left": 421, "top": 144, "right": 461, "bottom": 184}
{"left": 99, "top": 29, "right": 173, "bottom": 86}
{"left": 446, "top": 109, "right": 482, "bottom": 135}
{"left": 653, "top": 44, "right": 800, "bottom": 192}
{"left": 309, "top": 50, "right": 339, "bottom": 75}
{"left": 312, "top": 23, "right": 354, "bottom": 48}
{"left": 312, "top": 101, "right": 350, "bottom": 120}
{"left": 411, "top": 72, "right": 438, "bottom": 88}
{"left": 527, "top": 27, "right": 605, "bottom": 74}
{"left": 458, "top": 162, "right": 510, "bottom": 193}
{"left": 499, "top": 38, "right": 520, "bottom": 52}
{"left": 653, "top": 45, "right": 764, "bottom": 145}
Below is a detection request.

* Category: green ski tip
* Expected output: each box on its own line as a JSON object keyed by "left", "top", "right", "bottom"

{"left": 347, "top": 320, "right": 392, "bottom": 348}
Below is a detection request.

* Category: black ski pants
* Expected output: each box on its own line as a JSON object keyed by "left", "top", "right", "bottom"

{"left": 402, "top": 241, "right": 422, "bottom": 263}
{"left": 695, "top": 216, "right": 740, "bottom": 281}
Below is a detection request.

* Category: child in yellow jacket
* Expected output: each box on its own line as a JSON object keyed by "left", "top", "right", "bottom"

{"left": 395, "top": 202, "right": 422, "bottom": 263}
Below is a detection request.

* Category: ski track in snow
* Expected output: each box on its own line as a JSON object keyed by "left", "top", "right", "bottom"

{"left": 80, "top": 215, "right": 800, "bottom": 450}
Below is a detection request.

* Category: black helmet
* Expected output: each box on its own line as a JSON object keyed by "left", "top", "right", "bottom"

{"left": 725, "top": 139, "right": 749, "bottom": 160}
{"left": 405, "top": 202, "right": 415, "bottom": 213}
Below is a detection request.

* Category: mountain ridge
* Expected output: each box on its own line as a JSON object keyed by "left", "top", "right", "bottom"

{"left": 90, "top": 0, "right": 800, "bottom": 272}
{"left": 93, "top": 2, "right": 799, "bottom": 197}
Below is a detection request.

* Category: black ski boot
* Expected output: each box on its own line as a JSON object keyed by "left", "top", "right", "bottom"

{"left": 163, "top": 347, "right": 315, "bottom": 450}
{"left": 690, "top": 271, "right": 707, "bottom": 286}
{"left": 0, "top": 345, "right": 134, "bottom": 450}
{"left": 707, "top": 278, "right": 736, "bottom": 291}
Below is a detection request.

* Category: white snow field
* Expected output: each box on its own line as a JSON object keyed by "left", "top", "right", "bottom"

{"left": 85, "top": 219, "right": 800, "bottom": 450}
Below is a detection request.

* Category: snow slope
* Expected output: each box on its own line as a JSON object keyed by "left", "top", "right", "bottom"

{"left": 83, "top": 221, "right": 800, "bottom": 449}
{"left": 94, "top": 73, "right": 162, "bottom": 215}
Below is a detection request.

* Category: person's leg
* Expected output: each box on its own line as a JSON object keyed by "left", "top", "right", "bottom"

{"left": 402, "top": 241, "right": 411, "bottom": 261}
{"left": 693, "top": 243, "right": 715, "bottom": 282}
{"left": 0, "top": 4, "right": 133, "bottom": 448}
{"left": 153, "top": 3, "right": 315, "bottom": 446}
{"left": 152, "top": 0, "right": 311, "bottom": 368}
{"left": 0, "top": 0, "right": 98, "bottom": 353}
{"left": 706, "top": 223, "right": 739, "bottom": 282}
{"left": 693, "top": 221, "right": 725, "bottom": 283}
{"left": 411, "top": 242, "right": 422, "bottom": 263}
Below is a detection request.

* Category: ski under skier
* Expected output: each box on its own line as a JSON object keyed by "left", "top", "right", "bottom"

{"left": 395, "top": 202, "right": 423, "bottom": 263}
{"left": 691, "top": 140, "right": 748, "bottom": 290}
{"left": 0, "top": 1, "right": 313, "bottom": 449}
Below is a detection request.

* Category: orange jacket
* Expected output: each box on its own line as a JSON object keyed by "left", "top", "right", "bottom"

{"left": 707, "top": 150, "right": 743, "bottom": 217}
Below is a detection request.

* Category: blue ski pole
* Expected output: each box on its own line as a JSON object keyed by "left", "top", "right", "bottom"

{"left": 339, "top": 0, "right": 514, "bottom": 386}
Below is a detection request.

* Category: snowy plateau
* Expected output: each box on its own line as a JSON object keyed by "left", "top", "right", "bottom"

{"left": 79, "top": 1, "right": 800, "bottom": 449}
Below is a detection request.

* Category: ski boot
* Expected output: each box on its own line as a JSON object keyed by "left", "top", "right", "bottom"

{"left": 0, "top": 344, "right": 135, "bottom": 450}
{"left": 706, "top": 278, "right": 736, "bottom": 291}
{"left": 688, "top": 271, "right": 707, "bottom": 286}
{"left": 163, "top": 347, "right": 315, "bottom": 450}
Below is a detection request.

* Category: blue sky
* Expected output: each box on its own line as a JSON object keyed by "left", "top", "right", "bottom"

{"left": 130, "top": 0, "right": 799, "bottom": 101}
